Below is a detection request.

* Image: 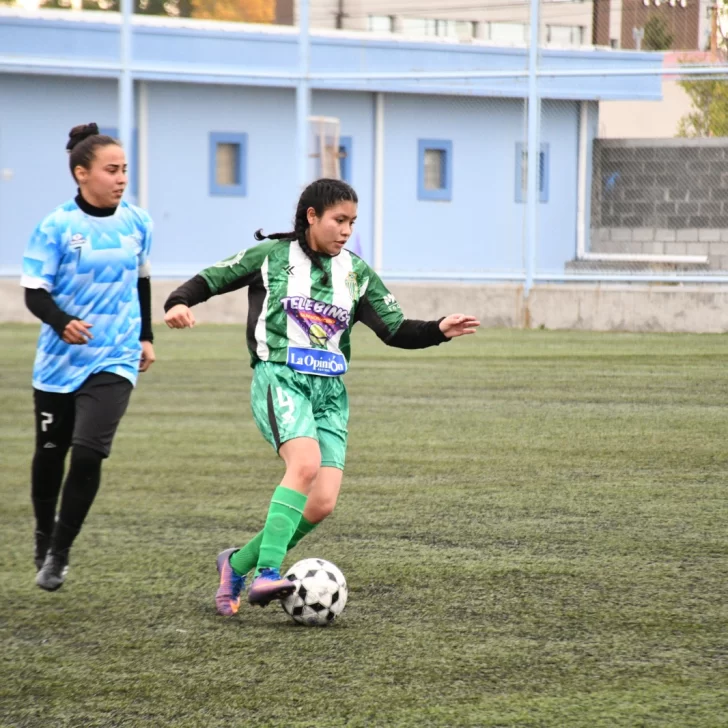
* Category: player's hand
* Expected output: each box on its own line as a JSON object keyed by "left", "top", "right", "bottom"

{"left": 164, "top": 304, "right": 195, "bottom": 329}
{"left": 439, "top": 314, "right": 480, "bottom": 338}
{"left": 139, "top": 340, "right": 156, "bottom": 372}
{"left": 62, "top": 319, "right": 93, "bottom": 345}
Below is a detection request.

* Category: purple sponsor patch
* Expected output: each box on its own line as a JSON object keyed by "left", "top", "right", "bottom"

{"left": 281, "top": 296, "right": 350, "bottom": 348}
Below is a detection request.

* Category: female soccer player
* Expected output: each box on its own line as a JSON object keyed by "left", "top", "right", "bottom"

{"left": 164, "top": 178, "right": 479, "bottom": 616}
{"left": 22, "top": 123, "right": 155, "bottom": 591}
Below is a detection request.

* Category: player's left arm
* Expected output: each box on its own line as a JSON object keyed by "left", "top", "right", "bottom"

{"left": 137, "top": 215, "right": 155, "bottom": 372}
{"left": 354, "top": 269, "right": 480, "bottom": 349}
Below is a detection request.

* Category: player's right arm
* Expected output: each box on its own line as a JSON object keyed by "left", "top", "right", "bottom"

{"left": 21, "top": 218, "right": 93, "bottom": 345}
{"left": 164, "top": 244, "right": 272, "bottom": 329}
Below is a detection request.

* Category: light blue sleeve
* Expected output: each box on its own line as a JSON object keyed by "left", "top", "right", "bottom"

{"left": 20, "top": 217, "right": 63, "bottom": 291}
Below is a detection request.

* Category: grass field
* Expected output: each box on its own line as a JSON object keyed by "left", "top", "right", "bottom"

{"left": 1, "top": 323, "right": 727, "bottom": 728}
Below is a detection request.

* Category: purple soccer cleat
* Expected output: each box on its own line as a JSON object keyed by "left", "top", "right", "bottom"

{"left": 215, "top": 548, "right": 246, "bottom": 616}
{"left": 247, "top": 568, "right": 296, "bottom": 607}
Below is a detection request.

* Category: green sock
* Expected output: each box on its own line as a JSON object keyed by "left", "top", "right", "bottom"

{"left": 255, "top": 486, "right": 307, "bottom": 575}
{"left": 288, "top": 516, "right": 318, "bottom": 550}
{"left": 229, "top": 516, "right": 319, "bottom": 577}
{"left": 229, "top": 531, "right": 264, "bottom": 576}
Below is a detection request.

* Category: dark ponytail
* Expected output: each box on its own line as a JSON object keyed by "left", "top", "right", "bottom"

{"left": 255, "top": 178, "right": 358, "bottom": 284}
{"left": 66, "top": 123, "right": 120, "bottom": 181}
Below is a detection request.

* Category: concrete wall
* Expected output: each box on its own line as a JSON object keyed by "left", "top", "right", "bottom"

{"left": 590, "top": 138, "right": 728, "bottom": 269}
{"left": 4, "top": 279, "right": 728, "bottom": 333}
{"left": 598, "top": 78, "right": 690, "bottom": 140}
{"left": 598, "top": 53, "right": 725, "bottom": 141}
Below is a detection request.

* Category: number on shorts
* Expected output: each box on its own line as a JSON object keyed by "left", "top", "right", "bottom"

{"left": 276, "top": 386, "right": 295, "bottom": 425}
{"left": 40, "top": 412, "right": 54, "bottom": 432}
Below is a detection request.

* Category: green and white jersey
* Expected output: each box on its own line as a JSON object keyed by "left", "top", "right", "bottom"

{"left": 200, "top": 240, "right": 404, "bottom": 376}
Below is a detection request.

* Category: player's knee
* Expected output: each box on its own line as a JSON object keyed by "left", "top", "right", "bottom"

{"left": 69, "top": 444, "right": 103, "bottom": 477}
{"left": 286, "top": 457, "right": 321, "bottom": 489}
{"left": 307, "top": 495, "right": 337, "bottom": 522}
{"left": 34, "top": 445, "right": 69, "bottom": 465}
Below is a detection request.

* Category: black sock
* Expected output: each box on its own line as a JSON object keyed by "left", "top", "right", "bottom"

{"left": 31, "top": 447, "right": 69, "bottom": 536}
{"left": 52, "top": 445, "right": 103, "bottom": 553}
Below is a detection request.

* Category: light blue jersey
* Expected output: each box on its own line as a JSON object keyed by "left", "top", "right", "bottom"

{"left": 21, "top": 198, "right": 153, "bottom": 393}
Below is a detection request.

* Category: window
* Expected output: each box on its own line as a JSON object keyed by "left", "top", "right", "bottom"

{"left": 515, "top": 142, "right": 550, "bottom": 203}
{"left": 216, "top": 144, "right": 239, "bottom": 186}
{"left": 424, "top": 150, "right": 445, "bottom": 188}
{"left": 368, "top": 15, "right": 393, "bottom": 32}
{"left": 209, "top": 132, "right": 247, "bottom": 197}
{"left": 339, "top": 136, "right": 352, "bottom": 184}
{"left": 436, "top": 19, "right": 457, "bottom": 37}
{"left": 99, "top": 127, "right": 138, "bottom": 197}
{"left": 454, "top": 20, "right": 477, "bottom": 40}
{"left": 400, "top": 17, "right": 437, "bottom": 36}
{"left": 488, "top": 22, "right": 528, "bottom": 44}
{"left": 417, "top": 139, "right": 452, "bottom": 201}
{"left": 546, "top": 24, "right": 585, "bottom": 46}
{"left": 396, "top": 17, "right": 475, "bottom": 39}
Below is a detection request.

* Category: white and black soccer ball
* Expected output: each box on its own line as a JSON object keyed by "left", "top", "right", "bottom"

{"left": 281, "top": 558, "right": 348, "bottom": 626}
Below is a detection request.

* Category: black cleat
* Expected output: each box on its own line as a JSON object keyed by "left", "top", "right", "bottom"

{"left": 36, "top": 550, "right": 70, "bottom": 592}
{"left": 34, "top": 531, "right": 51, "bottom": 572}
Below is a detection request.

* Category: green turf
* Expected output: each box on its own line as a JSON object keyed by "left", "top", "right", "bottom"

{"left": 1, "top": 323, "right": 727, "bottom": 727}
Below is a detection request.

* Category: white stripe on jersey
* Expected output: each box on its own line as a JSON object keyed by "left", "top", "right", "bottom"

{"left": 330, "top": 249, "right": 354, "bottom": 352}
{"left": 254, "top": 255, "right": 271, "bottom": 361}
{"left": 286, "top": 242, "right": 313, "bottom": 348}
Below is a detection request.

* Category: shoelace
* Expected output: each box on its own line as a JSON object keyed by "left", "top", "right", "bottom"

{"left": 258, "top": 568, "right": 282, "bottom": 580}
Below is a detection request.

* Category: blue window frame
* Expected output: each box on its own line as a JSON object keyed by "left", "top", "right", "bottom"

{"left": 209, "top": 132, "right": 248, "bottom": 197}
{"left": 339, "top": 136, "right": 352, "bottom": 184}
{"left": 99, "top": 127, "right": 138, "bottom": 198}
{"left": 515, "top": 142, "right": 550, "bottom": 203}
{"left": 417, "top": 139, "right": 452, "bottom": 201}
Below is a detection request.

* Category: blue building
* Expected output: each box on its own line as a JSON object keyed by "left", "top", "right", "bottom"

{"left": 0, "top": 8, "right": 662, "bottom": 278}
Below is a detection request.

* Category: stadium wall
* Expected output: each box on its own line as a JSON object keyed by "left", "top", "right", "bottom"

{"left": 3, "top": 280, "right": 728, "bottom": 333}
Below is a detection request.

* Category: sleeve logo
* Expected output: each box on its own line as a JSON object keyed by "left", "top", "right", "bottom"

{"left": 213, "top": 250, "right": 246, "bottom": 268}
{"left": 383, "top": 293, "right": 400, "bottom": 310}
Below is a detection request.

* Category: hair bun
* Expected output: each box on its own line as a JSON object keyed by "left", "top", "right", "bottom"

{"left": 66, "top": 122, "right": 100, "bottom": 151}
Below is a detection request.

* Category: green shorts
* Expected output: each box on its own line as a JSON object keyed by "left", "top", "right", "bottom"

{"left": 251, "top": 361, "right": 349, "bottom": 470}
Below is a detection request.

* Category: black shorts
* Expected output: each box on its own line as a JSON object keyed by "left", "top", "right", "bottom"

{"left": 33, "top": 372, "right": 133, "bottom": 459}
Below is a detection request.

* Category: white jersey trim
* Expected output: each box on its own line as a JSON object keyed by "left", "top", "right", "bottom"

{"left": 254, "top": 255, "right": 271, "bottom": 361}
{"left": 20, "top": 276, "right": 52, "bottom": 291}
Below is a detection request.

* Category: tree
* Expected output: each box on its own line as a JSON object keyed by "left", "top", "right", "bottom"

{"left": 643, "top": 14, "right": 674, "bottom": 51}
{"left": 190, "top": 0, "right": 273, "bottom": 23}
{"left": 677, "top": 77, "right": 728, "bottom": 137}
{"left": 40, "top": 0, "right": 273, "bottom": 20}
{"left": 41, "top": 0, "right": 191, "bottom": 14}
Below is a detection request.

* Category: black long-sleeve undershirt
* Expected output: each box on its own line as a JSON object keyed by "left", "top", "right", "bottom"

{"left": 24, "top": 288, "right": 76, "bottom": 338}
{"left": 386, "top": 317, "right": 449, "bottom": 349}
{"left": 136, "top": 277, "right": 154, "bottom": 342}
{"left": 164, "top": 274, "right": 213, "bottom": 311}
{"left": 165, "top": 275, "right": 449, "bottom": 349}
{"left": 25, "top": 279, "right": 154, "bottom": 342}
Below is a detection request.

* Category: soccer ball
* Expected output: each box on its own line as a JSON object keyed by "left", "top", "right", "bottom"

{"left": 281, "top": 558, "right": 348, "bottom": 626}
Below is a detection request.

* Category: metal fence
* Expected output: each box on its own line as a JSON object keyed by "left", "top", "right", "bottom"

{"left": 2, "top": 0, "right": 728, "bottom": 286}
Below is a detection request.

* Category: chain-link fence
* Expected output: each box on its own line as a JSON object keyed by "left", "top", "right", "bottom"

{"left": 583, "top": 57, "right": 728, "bottom": 279}
{"left": 1, "top": 0, "right": 727, "bottom": 283}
